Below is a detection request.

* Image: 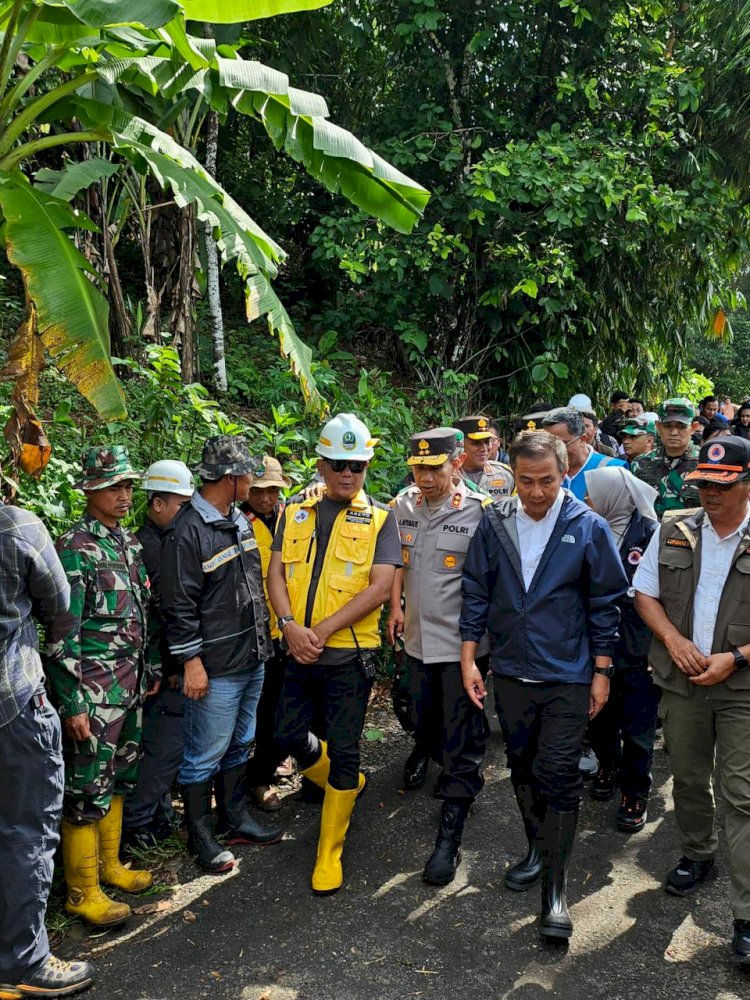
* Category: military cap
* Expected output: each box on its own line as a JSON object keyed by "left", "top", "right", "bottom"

{"left": 453, "top": 415, "right": 494, "bottom": 441}
{"left": 251, "top": 455, "right": 292, "bottom": 489}
{"left": 193, "top": 435, "right": 264, "bottom": 481}
{"left": 514, "top": 401, "right": 555, "bottom": 432}
{"left": 74, "top": 446, "right": 142, "bottom": 492}
{"left": 407, "top": 428, "right": 460, "bottom": 467}
{"left": 621, "top": 418, "right": 657, "bottom": 437}
{"left": 684, "top": 435, "right": 750, "bottom": 485}
{"left": 657, "top": 398, "right": 695, "bottom": 425}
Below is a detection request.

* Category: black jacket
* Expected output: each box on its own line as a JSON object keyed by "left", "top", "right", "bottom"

{"left": 616, "top": 510, "right": 657, "bottom": 660}
{"left": 160, "top": 493, "right": 272, "bottom": 677}
{"left": 137, "top": 519, "right": 181, "bottom": 680}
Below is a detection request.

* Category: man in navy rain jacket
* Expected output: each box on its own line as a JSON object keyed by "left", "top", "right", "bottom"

{"left": 457, "top": 430, "right": 627, "bottom": 941}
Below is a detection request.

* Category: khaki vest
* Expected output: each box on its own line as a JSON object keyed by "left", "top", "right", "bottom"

{"left": 281, "top": 490, "right": 389, "bottom": 649}
{"left": 649, "top": 510, "right": 750, "bottom": 697}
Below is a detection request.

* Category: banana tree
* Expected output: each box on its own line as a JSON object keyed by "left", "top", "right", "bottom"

{"left": 0, "top": 0, "right": 429, "bottom": 470}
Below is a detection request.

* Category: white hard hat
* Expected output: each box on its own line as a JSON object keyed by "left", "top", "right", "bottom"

{"left": 315, "top": 412, "right": 379, "bottom": 461}
{"left": 143, "top": 459, "right": 194, "bottom": 496}
{"left": 568, "top": 393, "right": 594, "bottom": 412}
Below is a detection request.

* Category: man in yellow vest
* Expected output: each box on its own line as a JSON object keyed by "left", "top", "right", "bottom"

{"left": 268, "top": 413, "right": 402, "bottom": 894}
{"left": 241, "top": 456, "right": 291, "bottom": 812}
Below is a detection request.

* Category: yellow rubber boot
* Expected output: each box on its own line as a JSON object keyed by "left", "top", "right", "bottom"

{"left": 98, "top": 795, "right": 153, "bottom": 893}
{"left": 311, "top": 784, "right": 360, "bottom": 895}
{"left": 61, "top": 820, "right": 131, "bottom": 927}
{"left": 301, "top": 742, "right": 367, "bottom": 796}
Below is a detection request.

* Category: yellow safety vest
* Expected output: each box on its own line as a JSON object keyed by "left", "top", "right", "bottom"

{"left": 245, "top": 504, "right": 284, "bottom": 640}
{"left": 281, "top": 489, "right": 389, "bottom": 649}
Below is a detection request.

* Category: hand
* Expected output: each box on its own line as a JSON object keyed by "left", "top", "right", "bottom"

{"left": 145, "top": 677, "right": 161, "bottom": 698}
{"left": 285, "top": 621, "right": 324, "bottom": 664}
{"left": 589, "top": 674, "right": 610, "bottom": 718}
{"left": 690, "top": 651, "right": 736, "bottom": 687}
{"left": 64, "top": 712, "right": 91, "bottom": 741}
{"left": 302, "top": 483, "right": 325, "bottom": 501}
{"left": 183, "top": 657, "right": 209, "bottom": 700}
{"left": 461, "top": 660, "right": 486, "bottom": 710}
{"left": 387, "top": 607, "right": 404, "bottom": 647}
{"left": 664, "top": 632, "right": 709, "bottom": 676}
{"left": 167, "top": 674, "right": 182, "bottom": 690}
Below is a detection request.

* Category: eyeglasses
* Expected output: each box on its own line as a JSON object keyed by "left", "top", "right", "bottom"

{"left": 559, "top": 437, "right": 582, "bottom": 450}
{"left": 326, "top": 459, "right": 367, "bottom": 474}
{"left": 694, "top": 480, "right": 738, "bottom": 492}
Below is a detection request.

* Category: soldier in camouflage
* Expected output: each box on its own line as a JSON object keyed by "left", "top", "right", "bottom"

{"left": 630, "top": 398, "right": 700, "bottom": 519}
{"left": 47, "top": 446, "right": 157, "bottom": 928}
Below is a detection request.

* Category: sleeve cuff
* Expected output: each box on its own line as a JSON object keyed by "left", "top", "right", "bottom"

{"left": 592, "top": 643, "right": 615, "bottom": 658}
{"left": 460, "top": 629, "right": 486, "bottom": 643}
{"left": 59, "top": 697, "right": 88, "bottom": 719}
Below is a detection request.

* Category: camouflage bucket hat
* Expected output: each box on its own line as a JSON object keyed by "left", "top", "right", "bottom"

{"left": 192, "top": 435, "right": 264, "bottom": 480}
{"left": 74, "top": 446, "right": 143, "bottom": 492}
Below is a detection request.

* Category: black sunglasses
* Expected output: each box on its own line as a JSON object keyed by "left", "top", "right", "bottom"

{"left": 694, "top": 479, "right": 739, "bottom": 492}
{"left": 326, "top": 459, "right": 367, "bottom": 474}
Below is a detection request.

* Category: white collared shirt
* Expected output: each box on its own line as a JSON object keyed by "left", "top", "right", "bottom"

{"left": 515, "top": 489, "right": 565, "bottom": 590}
{"left": 633, "top": 511, "right": 750, "bottom": 655}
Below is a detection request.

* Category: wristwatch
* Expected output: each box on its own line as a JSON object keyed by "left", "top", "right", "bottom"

{"left": 731, "top": 647, "right": 750, "bottom": 671}
{"left": 277, "top": 615, "right": 295, "bottom": 631}
{"left": 594, "top": 665, "right": 615, "bottom": 678}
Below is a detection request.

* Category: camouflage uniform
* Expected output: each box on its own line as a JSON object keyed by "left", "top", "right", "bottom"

{"left": 630, "top": 442, "right": 700, "bottom": 519}
{"left": 47, "top": 450, "right": 154, "bottom": 824}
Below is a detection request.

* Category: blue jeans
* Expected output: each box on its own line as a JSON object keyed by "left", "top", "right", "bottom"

{"left": 179, "top": 665, "right": 265, "bottom": 785}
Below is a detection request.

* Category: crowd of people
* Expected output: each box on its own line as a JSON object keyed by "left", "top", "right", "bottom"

{"left": 2, "top": 388, "right": 750, "bottom": 997}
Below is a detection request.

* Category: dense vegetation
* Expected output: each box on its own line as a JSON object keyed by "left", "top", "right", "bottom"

{"left": 2, "top": 0, "right": 750, "bottom": 520}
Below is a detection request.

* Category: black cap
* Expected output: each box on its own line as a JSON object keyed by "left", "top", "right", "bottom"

{"left": 407, "top": 428, "right": 459, "bottom": 466}
{"left": 684, "top": 435, "right": 750, "bottom": 484}
{"left": 453, "top": 416, "right": 494, "bottom": 440}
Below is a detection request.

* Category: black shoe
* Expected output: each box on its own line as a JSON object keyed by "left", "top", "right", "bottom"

{"left": 732, "top": 919, "right": 750, "bottom": 966}
{"left": 617, "top": 794, "right": 648, "bottom": 833}
{"left": 403, "top": 746, "right": 430, "bottom": 791}
{"left": 423, "top": 800, "right": 469, "bottom": 886}
{"left": 505, "top": 784, "right": 544, "bottom": 892}
{"left": 539, "top": 808, "right": 578, "bottom": 940}
{"left": 12, "top": 954, "right": 95, "bottom": 997}
{"left": 300, "top": 777, "right": 325, "bottom": 804}
{"left": 590, "top": 767, "right": 618, "bottom": 802}
{"left": 181, "top": 782, "right": 235, "bottom": 874}
{"left": 665, "top": 856, "right": 716, "bottom": 896}
{"left": 578, "top": 746, "right": 599, "bottom": 780}
{"left": 215, "top": 765, "right": 283, "bottom": 846}
{"left": 121, "top": 814, "right": 173, "bottom": 853}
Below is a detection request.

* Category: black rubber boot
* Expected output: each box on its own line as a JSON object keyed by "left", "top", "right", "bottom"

{"left": 539, "top": 807, "right": 578, "bottom": 940}
{"left": 505, "top": 784, "right": 544, "bottom": 892}
{"left": 182, "top": 782, "right": 235, "bottom": 874}
{"left": 423, "top": 800, "right": 470, "bottom": 886}
{"left": 403, "top": 744, "right": 430, "bottom": 790}
{"left": 214, "top": 765, "right": 283, "bottom": 846}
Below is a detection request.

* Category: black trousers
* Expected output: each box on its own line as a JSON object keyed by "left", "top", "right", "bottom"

{"left": 405, "top": 654, "right": 486, "bottom": 800}
{"left": 0, "top": 688, "right": 63, "bottom": 983}
{"left": 245, "top": 646, "right": 288, "bottom": 788}
{"left": 275, "top": 656, "right": 372, "bottom": 791}
{"left": 588, "top": 657, "right": 660, "bottom": 798}
{"left": 493, "top": 676, "right": 590, "bottom": 812}
{"left": 123, "top": 685, "right": 184, "bottom": 830}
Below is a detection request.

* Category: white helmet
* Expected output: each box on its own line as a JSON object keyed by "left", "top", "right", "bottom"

{"left": 315, "top": 412, "right": 379, "bottom": 461}
{"left": 568, "top": 393, "right": 594, "bottom": 412}
{"left": 143, "top": 459, "right": 194, "bottom": 496}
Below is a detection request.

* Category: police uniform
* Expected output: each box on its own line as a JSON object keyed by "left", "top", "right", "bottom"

{"left": 453, "top": 416, "right": 515, "bottom": 499}
{"left": 630, "top": 399, "right": 700, "bottom": 518}
{"left": 47, "top": 446, "right": 154, "bottom": 928}
{"left": 391, "top": 429, "right": 490, "bottom": 800}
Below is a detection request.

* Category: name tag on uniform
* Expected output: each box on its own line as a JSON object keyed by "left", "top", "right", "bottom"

{"left": 442, "top": 524, "right": 470, "bottom": 535}
{"left": 346, "top": 511, "right": 372, "bottom": 524}
{"left": 665, "top": 537, "right": 690, "bottom": 548}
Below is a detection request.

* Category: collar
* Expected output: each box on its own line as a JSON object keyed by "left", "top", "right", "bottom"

{"left": 192, "top": 490, "right": 244, "bottom": 528}
{"left": 82, "top": 512, "right": 122, "bottom": 539}
{"left": 300, "top": 488, "right": 370, "bottom": 511}
{"left": 517, "top": 488, "right": 565, "bottom": 525}
{"left": 701, "top": 511, "right": 750, "bottom": 544}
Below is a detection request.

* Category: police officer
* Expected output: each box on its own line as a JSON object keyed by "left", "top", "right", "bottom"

{"left": 160, "top": 437, "right": 282, "bottom": 875}
{"left": 47, "top": 447, "right": 156, "bottom": 928}
{"left": 453, "top": 416, "right": 515, "bottom": 499}
{"left": 388, "top": 429, "right": 490, "bottom": 884}
{"left": 630, "top": 398, "right": 700, "bottom": 518}
{"left": 268, "top": 413, "right": 402, "bottom": 895}
{"left": 122, "top": 460, "right": 193, "bottom": 850}
{"left": 241, "top": 456, "right": 292, "bottom": 812}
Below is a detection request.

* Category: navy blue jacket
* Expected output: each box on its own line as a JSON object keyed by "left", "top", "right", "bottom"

{"left": 459, "top": 493, "right": 627, "bottom": 684}
{"left": 616, "top": 510, "right": 657, "bottom": 661}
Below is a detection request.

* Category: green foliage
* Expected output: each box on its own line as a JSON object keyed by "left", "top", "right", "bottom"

{"left": 685, "top": 315, "right": 750, "bottom": 401}
{"left": 675, "top": 369, "right": 715, "bottom": 405}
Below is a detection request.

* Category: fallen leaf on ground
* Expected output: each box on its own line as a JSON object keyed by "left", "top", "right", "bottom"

{"left": 183, "top": 910, "right": 197, "bottom": 923}
{"left": 132, "top": 901, "right": 172, "bottom": 915}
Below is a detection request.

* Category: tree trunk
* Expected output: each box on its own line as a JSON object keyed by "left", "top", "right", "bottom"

{"left": 203, "top": 108, "right": 227, "bottom": 392}
{"left": 172, "top": 204, "right": 198, "bottom": 384}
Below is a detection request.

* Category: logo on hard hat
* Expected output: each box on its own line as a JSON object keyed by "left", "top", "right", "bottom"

{"left": 707, "top": 443, "right": 725, "bottom": 463}
{"left": 342, "top": 431, "right": 356, "bottom": 451}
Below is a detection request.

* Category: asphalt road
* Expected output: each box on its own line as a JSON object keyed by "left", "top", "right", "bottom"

{"left": 60, "top": 702, "right": 749, "bottom": 1000}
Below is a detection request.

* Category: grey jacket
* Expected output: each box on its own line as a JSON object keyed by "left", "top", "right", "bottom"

{"left": 392, "top": 481, "right": 489, "bottom": 663}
